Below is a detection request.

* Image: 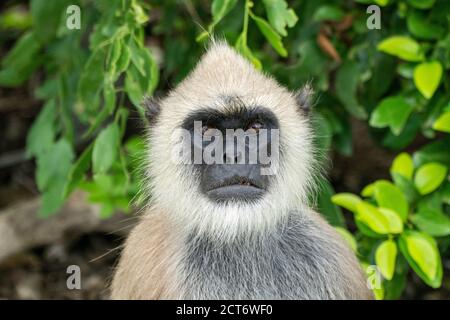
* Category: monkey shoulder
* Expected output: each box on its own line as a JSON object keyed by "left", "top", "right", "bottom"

{"left": 111, "top": 212, "right": 183, "bottom": 299}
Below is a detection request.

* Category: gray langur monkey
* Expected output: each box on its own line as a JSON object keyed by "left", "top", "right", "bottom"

{"left": 111, "top": 42, "right": 373, "bottom": 300}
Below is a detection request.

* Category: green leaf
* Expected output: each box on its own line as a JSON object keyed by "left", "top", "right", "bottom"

{"left": 196, "top": 31, "right": 210, "bottom": 43}
{"left": 433, "top": 111, "right": 450, "bottom": 133}
{"left": 84, "top": 106, "right": 111, "bottom": 139}
{"left": 103, "top": 79, "right": 116, "bottom": 114}
{"left": 116, "top": 107, "right": 130, "bottom": 137}
{"left": 375, "top": 240, "right": 397, "bottom": 280}
{"left": 31, "top": 0, "right": 68, "bottom": 42}
{"left": 369, "top": 96, "right": 414, "bottom": 135}
{"left": 36, "top": 139, "right": 72, "bottom": 190}
{"left": 381, "top": 113, "right": 421, "bottom": 149}
{"left": 356, "top": 202, "right": 403, "bottom": 234}
{"left": 131, "top": 1, "right": 148, "bottom": 24}
{"left": 110, "top": 38, "right": 122, "bottom": 65}
{"left": 64, "top": 143, "right": 94, "bottom": 198}
{"left": 378, "top": 208, "right": 404, "bottom": 234}
{"left": 107, "top": 38, "right": 122, "bottom": 79}
{"left": 126, "top": 43, "right": 159, "bottom": 107}
{"left": 313, "top": 5, "right": 344, "bottom": 22}
{"left": 99, "top": 202, "right": 115, "bottom": 219}
{"left": 373, "top": 284, "right": 385, "bottom": 300}
{"left": 316, "top": 180, "right": 346, "bottom": 227}
{"left": 211, "top": 0, "right": 238, "bottom": 24}
{"left": 384, "top": 262, "right": 408, "bottom": 300}
{"left": 92, "top": 123, "right": 120, "bottom": 174}
{"left": 0, "top": 5, "right": 32, "bottom": 30}
{"left": 58, "top": 72, "right": 75, "bottom": 143}
{"left": 331, "top": 193, "right": 362, "bottom": 213}
{"left": 262, "top": 0, "right": 298, "bottom": 37}
{"left": 147, "top": 50, "right": 159, "bottom": 95}
{"left": 361, "top": 183, "right": 375, "bottom": 197}
{"left": 81, "top": 170, "right": 131, "bottom": 217}
{"left": 390, "top": 152, "right": 414, "bottom": 180}
{"left": 413, "top": 137, "right": 450, "bottom": 167}
{"left": 125, "top": 65, "right": 145, "bottom": 110}
{"left": 362, "top": 261, "right": 385, "bottom": 300}
{"left": 356, "top": 202, "right": 389, "bottom": 234}
{"left": 129, "top": 47, "right": 158, "bottom": 107}
{"left": 235, "top": 34, "right": 262, "bottom": 70}
{"left": 374, "top": 0, "right": 390, "bottom": 6}
{"left": 77, "top": 48, "right": 106, "bottom": 113}
{"left": 413, "top": 61, "right": 442, "bottom": 99}
{"left": 374, "top": 180, "right": 409, "bottom": 221}
{"left": 296, "top": 40, "right": 328, "bottom": 84}
{"left": 414, "top": 162, "right": 448, "bottom": 195}
{"left": 377, "top": 36, "right": 424, "bottom": 62}
{"left": 129, "top": 40, "right": 148, "bottom": 77}
{"left": 335, "top": 61, "right": 367, "bottom": 119}
{"left": 355, "top": 219, "right": 385, "bottom": 238}
{"left": 397, "top": 62, "right": 415, "bottom": 79}
{"left": 26, "top": 100, "right": 56, "bottom": 158}
{"left": 335, "top": 227, "right": 357, "bottom": 252}
{"left": 0, "top": 32, "right": 42, "bottom": 87}
{"left": 391, "top": 173, "right": 419, "bottom": 204}
{"left": 367, "top": 53, "right": 396, "bottom": 100}
{"left": 116, "top": 39, "right": 131, "bottom": 74}
{"left": 36, "top": 139, "right": 74, "bottom": 216}
{"left": 406, "top": 0, "right": 435, "bottom": 9}
{"left": 442, "top": 182, "right": 450, "bottom": 205}
{"left": 251, "top": 14, "right": 287, "bottom": 57}
{"left": 412, "top": 208, "right": 450, "bottom": 237}
{"left": 399, "top": 231, "right": 442, "bottom": 288}
{"left": 417, "top": 191, "right": 442, "bottom": 213}
{"left": 407, "top": 10, "right": 444, "bottom": 40}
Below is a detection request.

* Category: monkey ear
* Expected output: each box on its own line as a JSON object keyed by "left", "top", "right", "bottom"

{"left": 295, "top": 84, "right": 314, "bottom": 114}
{"left": 143, "top": 96, "right": 161, "bottom": 125}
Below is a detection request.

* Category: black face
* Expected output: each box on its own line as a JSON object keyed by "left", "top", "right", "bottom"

{"left": 181, "top": 105, "right": 279, "bottom": 203}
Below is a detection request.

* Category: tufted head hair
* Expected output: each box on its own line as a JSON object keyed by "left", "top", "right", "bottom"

{"left": 144, "top": 42, "right": 319, "bottom": 241}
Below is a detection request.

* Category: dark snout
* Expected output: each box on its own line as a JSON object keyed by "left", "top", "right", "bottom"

{"left": 201, "top": 164, "right": 268, "bottom": 202}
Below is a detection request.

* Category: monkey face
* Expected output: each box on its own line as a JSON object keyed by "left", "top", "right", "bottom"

{"left": 145, "top": 42, "right": 317, "bottom": 240}
{"left": 180, "top": 105, "right": 279, "bottom": 203}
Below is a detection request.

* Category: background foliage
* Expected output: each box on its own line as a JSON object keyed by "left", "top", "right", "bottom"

{"left": 0, "top": 0, "right": 449, "bottom": 299}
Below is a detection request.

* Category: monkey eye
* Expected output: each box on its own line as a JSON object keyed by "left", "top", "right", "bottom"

{"left": 247, "top": 121, "right": 264, "bottom": 133}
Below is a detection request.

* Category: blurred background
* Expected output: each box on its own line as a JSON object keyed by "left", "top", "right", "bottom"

{"left": 0, "top": 0, "right": 449, "bottom": 299}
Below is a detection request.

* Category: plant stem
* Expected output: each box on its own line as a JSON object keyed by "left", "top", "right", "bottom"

{"left": 242, "top": 0, "right": 251, "bottom": 44}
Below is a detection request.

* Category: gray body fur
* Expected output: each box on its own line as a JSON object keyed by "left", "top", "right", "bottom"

{"left": 182, "top": 212, "right": 370, "bottom": 299}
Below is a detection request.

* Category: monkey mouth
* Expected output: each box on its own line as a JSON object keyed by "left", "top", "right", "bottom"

{"left": 205, "top": 177, "right": 265, "bottom": 202}
{"left": 209, "top": 176, "right": 262, "bottom": 190}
